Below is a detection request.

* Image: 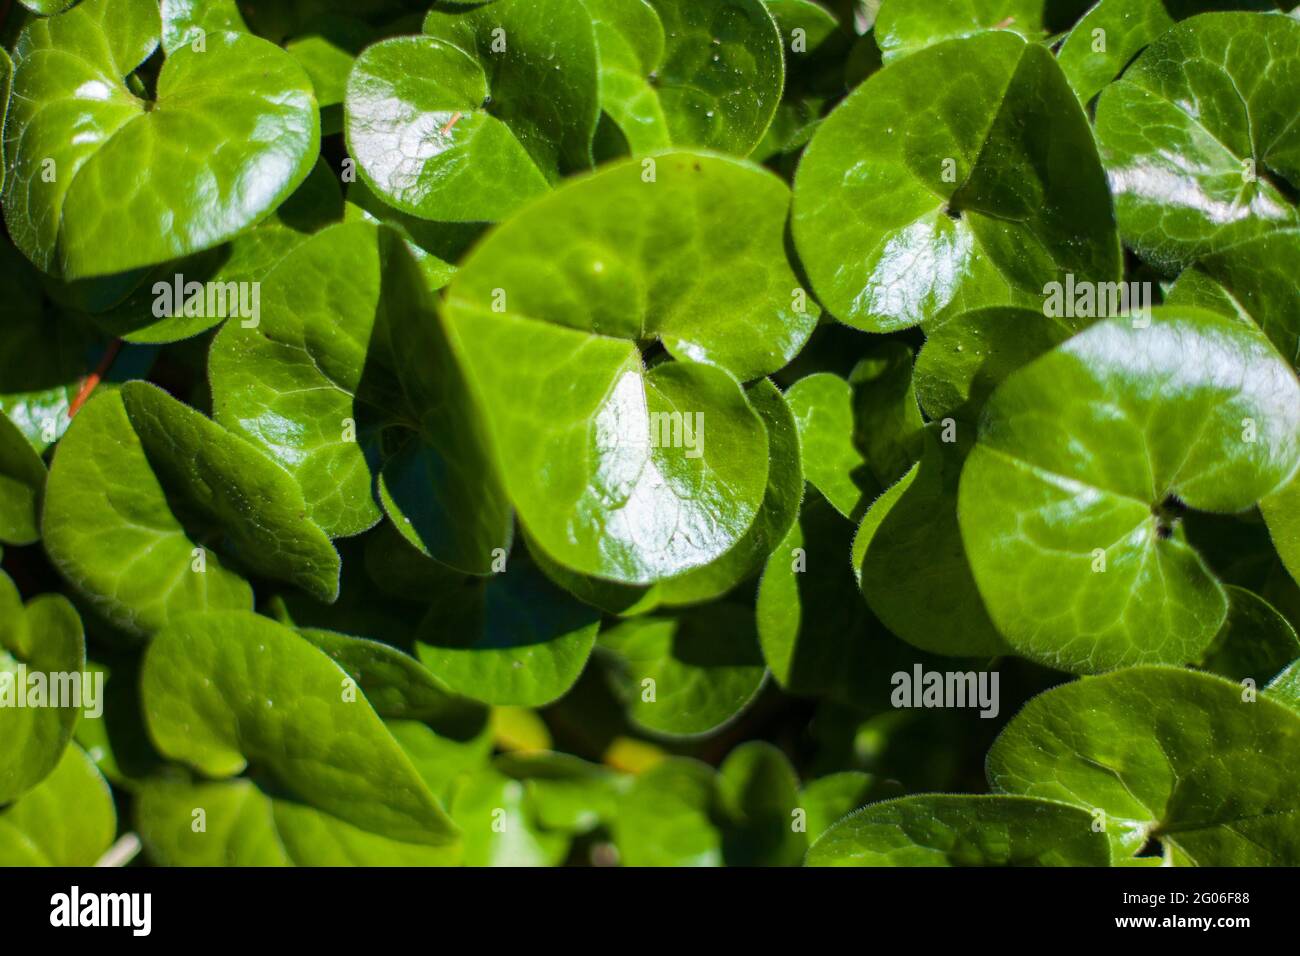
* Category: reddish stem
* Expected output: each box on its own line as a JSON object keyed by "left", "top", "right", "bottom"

{"left": 68, "top": 339, "right": 124, "bottom": 418}
{"left": 440, "top": 111, "right": 464, "bottom": 134}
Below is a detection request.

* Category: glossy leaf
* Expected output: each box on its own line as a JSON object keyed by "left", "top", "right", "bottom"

{"left": 874, "top": 1, "right": 1083, "bottom": 62}
{"left": 599, "top": 603, "right": 766, "bottom": 737}
{"left": 1262, "top": 473, "right": 1300, "bottom": 585}
{"left": 142, "top": 610, "right": 458, "bottom": 845}
{"left": 1094, "top": 12, "right": 1300, "bottom": 274}
{"left": 915, "top": 306, "right": 1075, "bottom": 424}
{"left": 1057, "top": 0, "right": 1280, "bottom": 105}
{"left": 413, "top": 548, "right": 601, "bottom": 708}
{"left": 3, "top": 0, "right": 320, "bottom": 279}
{"left": 785, "top": 372, "right": 871, "bottom": 520}
{"left": 959, "top": 309, "right": 1300, "bottom": 673}
{"left": 806, "top": 794, "right": 1110, "bottom": 866}
{"left": 0, "top": 571, "right": 84, "bottom": 802}
{"left": 793, "top": 31, "right": 1119, "bottom": 331}
{"left": 1204, "top": 588, "right": 1299, "bottom": 689}
{"left": 0, "top": 744, "right": 115, "bottom": 866}
{"left": 444, "top": 152, "right": 813, "bottom": 584}
{"left": 855, "top": 424, "right": 1007, "bottom": 656}
{"left": 988, "top": 666, "right": 1300, "bottom": 864}
{"left": 42, "top": 389, "right": 254, "bottom": 636}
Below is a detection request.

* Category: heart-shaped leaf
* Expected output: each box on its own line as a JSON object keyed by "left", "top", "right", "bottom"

{"left": 413, "top": 548, "right": 601, "bottom": 707}
{"left": 0, "top": 744, "right": 115, "bottom": 866}
{"left": 805, "top": 794, "right": 1110, "bottom": 866}
{"left": 599, "top": 602, "right": 766, "bottom": 736}
{"left": 1094, "top": 12, "right": 1300, "bottom": 274}
{"left": 793, "top": 31, "right": 1120, "bottom": 331}
{"left": 959, "top": 309, "right": 1300, "bottom": 673}
{"left": 592, "top": 0, "right": 785, "bottom": 158}
{"left": 987, "top": 666, "right": 1300, "bottom": 864}
{"left": 855, "top": 424, "right": 1007, "bottom": 656}
{"left": 344, "top": 0, "right": 599, "bottom": 224}
{"left": 142, "top": 610, "right": 458, "bottom": 845}
{"left": 0, "top": 571, "right": 84, "bottom": 802}
{"left": 444, "top": 151, "right": 813, "bottom": 584}
{"left": 3, "top": 0, "right": 320, "bottom": 279}
{"left": 1056, "top": 0, "right": 1280, "bottom": 105}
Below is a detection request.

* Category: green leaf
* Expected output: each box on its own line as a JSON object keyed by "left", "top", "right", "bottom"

{"left": 651, "top": 378, "right": 804, "bottom": 606}
{"left": 785, "top": 372, "right": 871, "bottom": 520}
{"left": 1166, "top": 228, "right": 1300, "bottom": 369}
{"left": 0, "top": 571, "right": 84, "bottom": 802}
{"left": 118, "top": 381, "right": 340, "bottom": 600}
{"left": 914, "top": 306, "right": 1075, "bottom": 424}
{"left": 757, "top": 490, "right": 878, "bottom": 701}
{"left": 42, "top": 389, "right": 254, "bottom": 636}
{"left": 449, "top": 768, "right": 570, "bottom": 866}
{"left": 0, "top": 744, "right": 115, "bottom": 866}
{"left": 598, "top": 602, "right": 766, "bottom": 737}
{"left": 445, "top": 151, "right": 812, "bottom": 584}
{"left": 1267, "top": 659, "right": 1300, "bottom": 712}
{"left": 798, "top": 771, "right": 876, "bottom": 843}
{"left": 211, "top": 221, "right": 510, "bottom": 567}
{"left": 717, "top": 741, "right": 804, "bottom": 866}
{"left": 988, "top": 666, "right": 1300, "bottom": 864}
{"left": 496, "top": 751, "right": 624, "bottom": 835}
{"left": 1199, "top": 585, "right": 1300, "bottom": 683}
{"left": 137, "top": 776, "right": 460, "bottom": 866}
{"left": 848, "top": 341, "right": 926, "bottom": 487}
{"left": 873, "top": 0, "right": 1084, "bottom": 62}
{"left": 1057, "top": 0, "right": 1279, "bottom": 105}
{"left": 142, "top": 610, "right": 458, "bottom": 846}
{"left": 959, "top": 309, "right": 1300, "bottom": 673}
{"left": 793, "top": 31, "right": 1119, "bottom": 331}
{"left": 89, "top": 157, "right": 344, "bottom": 344}
{"left": 613, "top": 757, "right": 722, "bottom": 865}
{"left": 1262, "top": 473, "right": 1300, "bottom": 585}
{"left": 806, "top": 794, "right": 1111, "bottom": 866}
{"left": 0, "top": 238, "right": 100, "bottom": 453}
{"left": 1094, "top": 12, "right": 1300, "bottom": 274}
{"left": 345, "top": 0, "right": 599, "bottom": 224}
{"left": 413, "top": 548, "right": 601, "bottom": 708}
{"left": 0, "top": 411, "right": 45, "bottom": 545}
{"left": 0, "top": 48, "right": 10, "bottom": 194}
{"left": 160, "top": 0, "right": 249, "bottom": 55}
{"left": 594, "top": 0, "right": 785, "bottom": 157}
{"left": 855, "top": 424, "right": 1007, "bottom": 656}
{"left": 299, "top": 627, "right": 487, "bottom": 724}
{"left": 3, "top": 0, "right": 320, "bottom": 279}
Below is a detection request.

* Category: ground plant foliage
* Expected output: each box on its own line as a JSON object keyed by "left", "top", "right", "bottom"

{"left": 0, "top": 0, "right": 1298, "bottom": 869}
